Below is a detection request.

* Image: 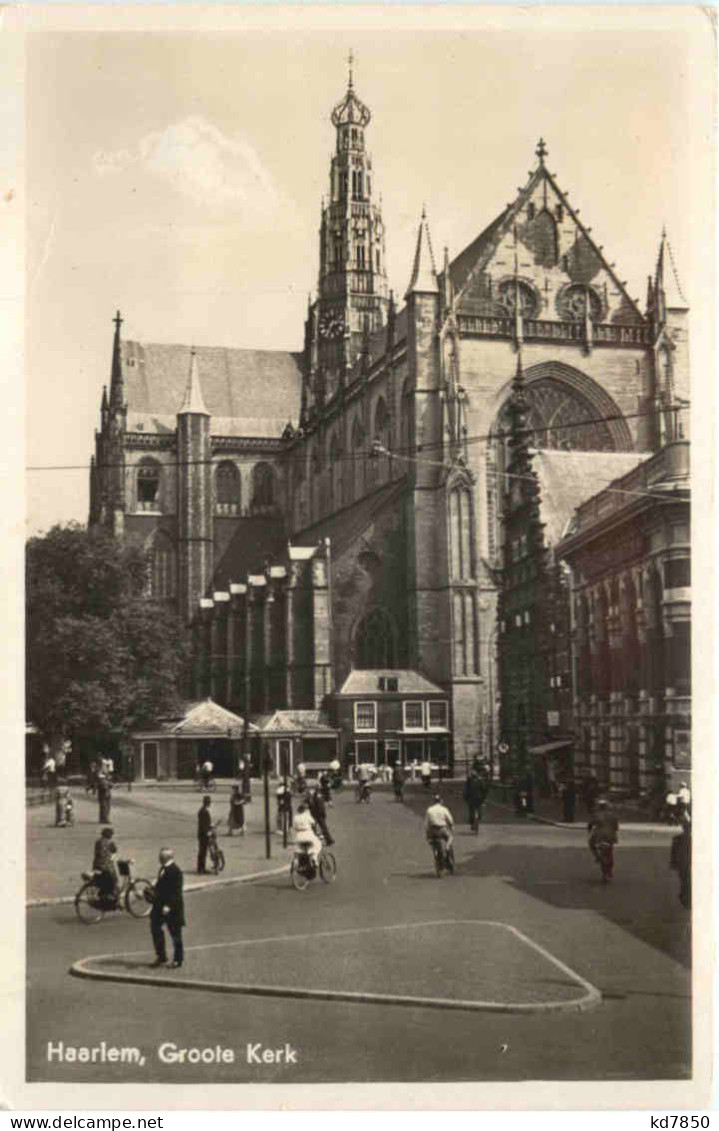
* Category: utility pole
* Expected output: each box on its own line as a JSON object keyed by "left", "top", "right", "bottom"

{"left": 263, "top": 741, "right": 271, "bottom": 859}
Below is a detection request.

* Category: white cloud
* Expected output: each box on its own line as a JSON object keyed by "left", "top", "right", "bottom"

{"left": 92, "top": 116, "right": 289, "bottom": 224}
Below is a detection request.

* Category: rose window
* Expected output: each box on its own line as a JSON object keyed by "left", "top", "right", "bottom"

{"left": 495, "top": 281, "right": 539, "bottom": 319}
{"left": 558, "top": 284, "right": 603, "bottom": 323}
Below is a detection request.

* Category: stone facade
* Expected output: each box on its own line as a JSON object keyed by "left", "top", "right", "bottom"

{"left": 88, "top": 74, "right": 689, "bottom": 771}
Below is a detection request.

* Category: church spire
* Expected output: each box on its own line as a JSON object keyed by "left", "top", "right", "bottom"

{"left": 109, "top": 310, "right": 124, "bottom": 412}
{"left": 406, "top": 206, "right": 438, "bottom": 297}
{"left": 311, "top": 58, "right": 389, "bottom": 405}
{"left": 179, "top": 348, "right": 210, "bottom": 416}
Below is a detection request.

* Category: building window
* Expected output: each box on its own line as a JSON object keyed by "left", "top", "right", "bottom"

{"left": 137, "top": 459, "right": 161, "bottom": 510}
{"left": 449, "top": 485, "right": 473, "bottom": 579}
{"left": 354, "top": 701, "right": 377, "bottom": 732}
{"left": 251, "top": 462, "right": 275, "bottom": 511}
{"left": 428, "top": 701, "right": 448, "bottom": 729}
{"left": 215, "top": 461, "right": 241, "bottom": 514}
{"left": 355, "top": 739, "right": 377, "bottom": 764}
{"left": 403, "top": 701, "right": 424, "bottom": 730}
{"left": 149, "top": 532, "right": 176, "bottom": 599}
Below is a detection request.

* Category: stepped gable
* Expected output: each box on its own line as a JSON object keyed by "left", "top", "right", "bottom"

{"left": 122, "top": 340, "right": 303, "bottom": 433}
{"left": 533, "top": 449, "right": 645, "bottom": 546}
{"left": 443, "top": 144, "right": 646, "bottom": 327}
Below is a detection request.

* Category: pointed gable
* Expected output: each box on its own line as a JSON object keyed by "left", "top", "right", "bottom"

{"left": 445, "top": 145, "right": 646, "bottom": 328}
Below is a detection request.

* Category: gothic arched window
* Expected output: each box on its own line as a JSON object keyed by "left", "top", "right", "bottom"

{"left": 149, "top": 531, "right": 176, "bottom": 599}
{"left": 449, "top": 484, "right": 474, "bottom": 580}
{"left": 400, "top": 378, "right": 412, "bottom": 455}
{"left": 355, "top": 607, "right": 395, "bottom": 669}
{"left": 215, "top": 461, "right": 241, "bottom": 514}
{"left": 251, "top": 462, "right": 275, "bottom": 511}
{"left": 557, "top": 284, "right": 603, "bottom": 323}
{"left": 352, "top": 417, "right": 365, "bottom": 501}
{"left": 329, "top": 433, "right": 343, "bottom": 511}
{"left": 137, "top": 458, "right": 161, "bottom": 511}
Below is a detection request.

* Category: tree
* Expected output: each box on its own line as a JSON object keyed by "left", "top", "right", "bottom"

{"left": 26, "top": 523, "right": 189, "bottom": 750}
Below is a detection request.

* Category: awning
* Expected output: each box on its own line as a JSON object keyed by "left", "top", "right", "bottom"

{"left": 528, "top": 740, "right": 574, "bottom": 756}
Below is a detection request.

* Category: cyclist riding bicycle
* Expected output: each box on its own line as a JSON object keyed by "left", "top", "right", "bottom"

{"left": 200, "top": 759, "right": 214, "bottom": 789}
{"left": 92, "top": 826, "right": 119, "bottom": 904}
{"left": 292, "top": 801, "right": 322, "bottom": 872}
{"left": 425, "top": 794, "right": 454, "bottom": 851}
{"left": 588, "top": 798, "right": 619, "bottom": 876}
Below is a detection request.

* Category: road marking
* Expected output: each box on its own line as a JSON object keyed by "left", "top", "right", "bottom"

{"left": 70, "top": 919, "right": 602, "bottom": 1015}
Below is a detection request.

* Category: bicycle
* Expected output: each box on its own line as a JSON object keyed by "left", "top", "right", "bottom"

{"left": 356, "top": 780, "right": 372, "bottom": 804}
{"left": 207, "top": 828, "right": 226, "bottom": 874}
{"left": 194, "top": 775, "right": 216, "bottom": 792}
{"left": 290, "top": 837, "right": 337, "bottom": 891}
{"left": 74, "top": 858, "right": 154, "bottom": 924}
{"left": 591, "top": 838, "right": 614, "bottom": 883}
{"left": 428, "top": 832, "right": 455, "bottom": 878}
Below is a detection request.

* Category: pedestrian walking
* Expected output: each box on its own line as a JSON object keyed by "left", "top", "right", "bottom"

{"left": 463, "top": 771, "right": 488, "bottom": 829}
{"left": 227, "top": 784, "right": 246, "bottom": 836}
{"left": 197, "top": 795, "right": 213, "bottom": 873}
{"left": 237, "top": 758, "right": 251, "bottom": 801}
{"left": 150, "top": 848, "right": 185, "bottom": 968}
{"left": 97, "top": 772, "right": 113, "bottom": 823}
{"left": 561, "top": 778, "right": 576, "bottom": 823}
{"left": 41, "top": 748, "right": 57, "bottom": 794}
{"left": 670, "top": 817, "right": 691, "bottom": 909}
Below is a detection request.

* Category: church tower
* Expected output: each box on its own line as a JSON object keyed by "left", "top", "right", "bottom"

{"left": 177, "top": 349, "right": 213, "bottom": 625}
{"left": 305, "top": 56, "right": 389, "bottom": 414}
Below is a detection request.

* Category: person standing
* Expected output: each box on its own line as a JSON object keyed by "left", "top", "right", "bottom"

{"left": 561, "top": 778, "right": 576, "bottom": 824}
{"left": 197, "top": 795, "right": 213, "bottom": 873}
{"left": 670, "top": 817, "right": 691, "bottom": 909}
{"left": 97, "top": 772, "right": 113, "bottom": 823}
{"left": 420, "top": 759, "right": 432, "bottom": 790}
{"left": 308, "top": 787, "right": 335, "bottom": 846}
{"left": 125, "top": 752, "right": 135, "bottom": 792}
{"left": 227, "top": 784, "right": 246, "bottom": 836}
{"left": 150, "top": 848, "right": 185, "bottom": 968}
{"left": 276, "top": 782, "right": 293, "bottom": 834}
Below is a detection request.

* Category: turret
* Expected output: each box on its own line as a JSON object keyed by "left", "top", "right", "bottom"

{"left": 106, "top": 311, "right": 127, "bottom": 536}
{"left": 177, "top": 348, "right": 213, "bottom": 624}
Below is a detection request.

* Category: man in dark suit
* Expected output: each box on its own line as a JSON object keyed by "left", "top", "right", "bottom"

{"left": 150, "top": 847, "right": 185, "bottom": 968}
{"left": 197, "top": 795, "right": 213, "bottom": 873}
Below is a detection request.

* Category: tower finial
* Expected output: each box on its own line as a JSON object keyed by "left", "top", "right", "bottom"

{"left": 114, "top": 309, "right": 123, "bottom": 333}
{"left": 348, "top": 48, "right": 354, "bottom": 89}
{"left": 109, "top": 308, "right": 124, "bottom": 411}
{"left": 536, "top": 138, "right": 548, "bottom": 166}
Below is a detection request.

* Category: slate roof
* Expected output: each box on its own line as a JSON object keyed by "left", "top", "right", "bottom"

{"left": 534, "top": 449, "right": 646, "bottom": 546}
{"left": 211, "top": 515, "right": 289, "bottom": 592}
{"left": 446, "top": 207, "right": 511, "bottom": 295}
{"left": 252, "top": 710, "right": 338, "bottom": 735}
{"left": 336, "top": 670, "right": 446, "bottom": 696}
{"left": 292, "top": 479, "right": 407, "bottom": 558}
{"left": 122, "top": 340, "right": 303, "bottom": 433}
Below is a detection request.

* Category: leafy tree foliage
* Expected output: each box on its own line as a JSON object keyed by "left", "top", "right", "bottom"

{"left": 26, "top": 523, "right": 188, "bottom": 743}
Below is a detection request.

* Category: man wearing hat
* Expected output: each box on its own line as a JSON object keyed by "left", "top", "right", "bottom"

{"left": 92, "top": 826, "right": 119, "bottom": 904}
{"left": 150, "top": 847, "right": 185, "bottom": 968}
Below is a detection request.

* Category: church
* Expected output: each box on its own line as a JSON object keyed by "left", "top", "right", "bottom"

{"left": 89, "top": 63, "right": 690, "bottom": 776}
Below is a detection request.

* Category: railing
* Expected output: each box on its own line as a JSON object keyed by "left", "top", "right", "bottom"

{"left": 457, "top": 314, "right": 653, "bottom": 347}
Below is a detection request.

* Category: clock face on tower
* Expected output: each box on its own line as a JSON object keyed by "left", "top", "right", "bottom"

{"left": 319, "top": 308, "right": 345, "bottom": 339}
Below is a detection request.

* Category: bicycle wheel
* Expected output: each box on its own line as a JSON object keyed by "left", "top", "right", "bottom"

{"left": 75, "top": 881, "right": 105, "bottom": 924}
{"left": 446, "top": 847, "right": 456, "bottom": 874}
{"left": 319, "top": 850, "right": 337, "bottom": 883}
{"left": 290, "top": 858, "right": 310, "bottom": 891}
{"left": 213, "top": 848, "right": 226, "bottom": 874}
{"left": 125, "top": 878, "right": 154, "bottom": 918}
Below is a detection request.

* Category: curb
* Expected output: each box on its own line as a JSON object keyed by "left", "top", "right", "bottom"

{"left": 69, "top": 919, "right": 601, "bottom": 1016}
{"left": 27, "top": 864, "right": 290, "bottom": 909}
{"left": 488, "top": 799, "right": 669, "bottom": 833}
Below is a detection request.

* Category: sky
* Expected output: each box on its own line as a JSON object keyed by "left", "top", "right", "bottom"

{"left": 25, "top": 13, "right": 711, "bottom": 536}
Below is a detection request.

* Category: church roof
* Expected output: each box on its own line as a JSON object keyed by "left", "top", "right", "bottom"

{"left": 292, "top": 478, "right": 407, "bottom": 558}
{"left": 122, "top": 340, "right": 303, "bottom": 431}
{"left": 533, "top": 449, "right": 646, "bottom": 546}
